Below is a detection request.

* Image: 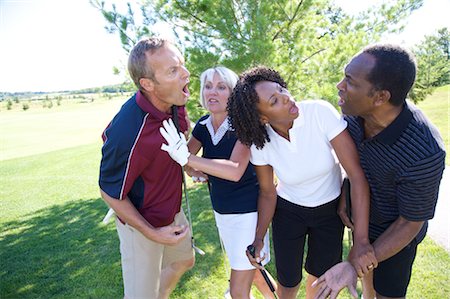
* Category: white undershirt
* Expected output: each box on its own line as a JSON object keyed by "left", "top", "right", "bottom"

{"left": 199, "top": 115, "right": 230, "bottom": 145}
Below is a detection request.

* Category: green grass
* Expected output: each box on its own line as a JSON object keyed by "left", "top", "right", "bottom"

{"left": 416, "top": 85, "right": 449, "bottom": 165}
{"left": 1, "top": 88, "right": 449, "bottom": 298}
{"left": 0, "top": 96, "right": 127, "bottom": 161}
{"left": 1, "top": 143, "right": 448, "bottom": 298}
{"left": 0, "top": 144, "right": 233, "bottom": 298}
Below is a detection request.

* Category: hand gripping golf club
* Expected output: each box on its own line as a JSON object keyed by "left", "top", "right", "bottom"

{"left": 172, "top": 106, "right": 205, "bottom": 256}
{"left": 247, "top": 245, "right": 278, "bottom": 299}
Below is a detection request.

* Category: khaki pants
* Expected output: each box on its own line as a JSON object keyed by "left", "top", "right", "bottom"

{"left": 116, "top": 210, "right": 194, "bottom": 299}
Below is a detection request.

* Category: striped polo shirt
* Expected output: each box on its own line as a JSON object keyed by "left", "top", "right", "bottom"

{"left": 345, "top": 104, "right": 445, "bottom": 242}
{"left": 99, "top": 91, "right": 188, "bottom": 227}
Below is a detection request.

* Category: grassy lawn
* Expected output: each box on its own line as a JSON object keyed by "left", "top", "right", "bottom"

{"left": 1, "top": 88, "right": 449, "bottom": 298}
{"left": 416, "top": 85, "right": 449, "bottom": 165}
{"left": 0, "top": 94, "right": 128, "bottom": 161}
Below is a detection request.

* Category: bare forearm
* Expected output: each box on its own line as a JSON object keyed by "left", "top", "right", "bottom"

{"left": 100, "top": 189, "right": 157, "bottom": 240}
{"left": 348, "top": 174, "right": 370, "bottom": 243}
{"left": 255, "top": 192, "right": 277, "bottom": 240}
{"left": 187, "top": 155, "right": 246, "bottom": 182}
{"left": 331, "top": 130, "right": 370, "bottom": 243}
{"left": 373, "top": 216, "right": 423, "bottom": 263}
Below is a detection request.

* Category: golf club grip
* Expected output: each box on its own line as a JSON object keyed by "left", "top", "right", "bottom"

{"left": 247, "top": 245, "right": 276, "bottom": 293}
{"left": 171, "top": 105, "right": 180, "bottom": 131}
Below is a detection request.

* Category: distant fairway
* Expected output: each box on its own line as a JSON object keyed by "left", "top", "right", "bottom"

{"left": 2, "top": 86, "right": 447, "bottom": 162}
{"left": 0, "top": 96, "right": 127, "bottom": 161}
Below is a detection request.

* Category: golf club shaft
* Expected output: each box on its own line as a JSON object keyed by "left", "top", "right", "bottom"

{"left": 247, "top": 245, "right": 278, "bottom": 298}
{"left": 259, "top": 269, "right": 276, "bottom": 293}
{"left": 182, "top": 166, "right": 205, "bottom": 255}
{"left": 171, "top": 105, "right": 205, "bottom": 256}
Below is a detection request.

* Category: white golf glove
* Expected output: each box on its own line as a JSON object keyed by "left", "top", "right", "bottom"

{"left": 160, "top": 118, "right": 190, "bottom": 166}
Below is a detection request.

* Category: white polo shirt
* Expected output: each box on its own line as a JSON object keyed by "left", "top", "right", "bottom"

{"left": 250, "top": 100, "right": 347, "bottom": 207}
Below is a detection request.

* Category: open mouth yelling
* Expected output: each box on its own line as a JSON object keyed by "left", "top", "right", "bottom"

{"left": 338, "top": 92, "right": 345, "bottom": 106}
{"left": 182, "top": 82, "right": 190, "bottom": 97}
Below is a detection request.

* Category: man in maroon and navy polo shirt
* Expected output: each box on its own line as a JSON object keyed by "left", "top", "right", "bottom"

{"left": 99, "top": 37, "right": 194, "bottom": 299}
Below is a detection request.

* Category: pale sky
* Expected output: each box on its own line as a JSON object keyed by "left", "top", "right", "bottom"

{"left": 0, "top": 0, "right": 449, "bottom": 92}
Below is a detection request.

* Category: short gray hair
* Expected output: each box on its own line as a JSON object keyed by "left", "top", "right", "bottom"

{"left": 199, "top": 67, "right": 239, "bottom": 109}
{"left": 128, "top": 37, "right": 172, "bottom": 90}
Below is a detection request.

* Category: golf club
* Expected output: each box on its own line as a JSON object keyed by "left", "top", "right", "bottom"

{"left": 172, "top": 105, "right": 205, "bottom": 256}
{"left": 343, "top": 178, "right": 353, "bottom": 248}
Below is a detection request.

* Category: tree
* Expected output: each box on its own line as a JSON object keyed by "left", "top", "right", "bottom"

{"left": 410, "top": 27, "right": 449, "bottom": 102}
{"left": 91, "top": 0, "right": 423, "bottom": 121}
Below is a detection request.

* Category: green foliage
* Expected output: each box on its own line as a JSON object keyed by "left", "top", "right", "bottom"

{"left": 0, "top": 91, "right": 51, "bottom": 101}
{"left": 42, "top": 100, "right": 53, "bottom": 109}
{"left": 6, "top": 99, "right": 13, "bottom": 110}
{"left": 90, "top": 0, "right": 157, "bottom": 53}
{"left": 69, "top": 83, "right": 133, "bottom": 94}
{"left": 22, "top": 103, "right": 30, "bottom": 111}
{"left": 410, "top": 28, "right": 450, "bottom": 102}
{"left": 92, "top": 0, "right": 423, "bottom": 121}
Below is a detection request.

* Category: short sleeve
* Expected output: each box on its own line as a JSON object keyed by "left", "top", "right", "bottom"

{"left": 397, "top": 151, "right": 445, "bottom": 221}
{"left": 249, "top": 144, "right": 268, "bottom": 166}
{"left": 99, "top": 118, "right": 148, "bottom": 200}
{"left": 192, "top": 115, "right": 209, "bottom": 144}
{"left": 315, "top": 100, "right": 347, "bottom": 141}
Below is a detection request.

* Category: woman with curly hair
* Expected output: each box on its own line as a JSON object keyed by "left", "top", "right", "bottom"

{"left": 225, "top": 66, "right": 376, "bottom": 299}
{"left": 162, "top": 66, "right": 277, "bottom": 299}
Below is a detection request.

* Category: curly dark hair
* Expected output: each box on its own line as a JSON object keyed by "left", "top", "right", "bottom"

{"left": 227, "top": 66, "right": 287, "bottom": 149}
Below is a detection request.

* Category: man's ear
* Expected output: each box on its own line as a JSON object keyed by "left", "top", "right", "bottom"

{"left": 374, "top": 90, "right": 391, "bottom": 106}
{"left": 140, "top": 78, "right": 154, "bottom": 92}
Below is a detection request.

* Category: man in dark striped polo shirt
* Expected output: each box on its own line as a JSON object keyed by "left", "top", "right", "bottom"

{"left": 313, "top": 44, "right": 445, "bottom": 299}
